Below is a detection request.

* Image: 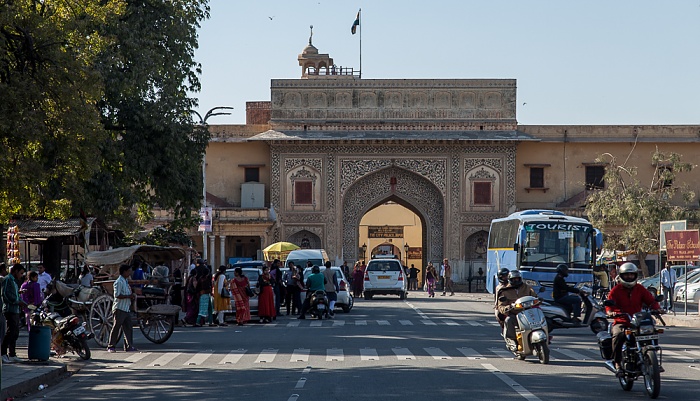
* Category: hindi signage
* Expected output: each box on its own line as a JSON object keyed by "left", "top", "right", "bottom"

{"left": 665, "top": 230, "right": 700, "bottom": 261}
{"left": 368, "top": 226, "right": 404, "bottom": 238}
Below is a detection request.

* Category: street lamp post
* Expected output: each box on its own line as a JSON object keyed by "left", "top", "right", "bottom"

{"left": 360, "top": 243, "right": 367, "bottom": 261}
{"left": 192, "top": 107, "right": 233, "bottom": 264}
{"left": 404, "top": 243, "right": 409, "bottom": 266}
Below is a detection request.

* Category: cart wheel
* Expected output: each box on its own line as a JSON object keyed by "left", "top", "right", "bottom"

{"left": 90, "top": 294, "right": 116, "bottom": 348}
{"left": 139, "top": 314, "right": 175, "bottom": 344}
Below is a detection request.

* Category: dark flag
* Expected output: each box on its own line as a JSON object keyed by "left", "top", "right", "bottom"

{"left": 351, "top": 10, "right": 360, "bottom": 34}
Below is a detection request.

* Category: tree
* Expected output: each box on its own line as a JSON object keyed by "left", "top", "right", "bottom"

{"left": 0, "top": 0, "right": 210, "bottom": 230}
{"left": 585, "top": 149, "right": 697, "bottom": 277}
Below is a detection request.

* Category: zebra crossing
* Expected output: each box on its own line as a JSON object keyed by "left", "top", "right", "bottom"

{"left": 99, "top": 346, "right": 700, "bottom": 369}
{"left": 254, "top": 318, "right": 503, "bottom": 328}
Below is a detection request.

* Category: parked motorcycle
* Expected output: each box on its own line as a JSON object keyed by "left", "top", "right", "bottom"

{"left": 540, "top": 286, "right": 608, "bottom": 334}
{"left": 600, "top": 310, "right": 665, "bottom": 399}
{"left": 501, "top": 295, "right": 550, "bottom": 364}
{"left": 309, "top": 290, "right": 329, "bottom": 320}
{"left": 30, "top": 301, "right": 93, "bottom": 360}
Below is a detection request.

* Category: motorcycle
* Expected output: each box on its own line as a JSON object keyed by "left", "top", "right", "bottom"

{"left": 30, "top": 300, "right": 93, "bottom": 360}
{"left": 539, "top": 286, "right": 609, "bottom": 334}
{"left": 501, "top": 295, "right": 550, "bottom": 364}
{"left": 309, "top": 290, "right": 329, "bottom": 320}
{"left": 600, "top": 310, "right": 666, "bottom": 399}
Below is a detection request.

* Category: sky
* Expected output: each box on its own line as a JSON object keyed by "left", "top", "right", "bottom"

{"left": 193, "top": 1, "right": 700, "bottom": 126}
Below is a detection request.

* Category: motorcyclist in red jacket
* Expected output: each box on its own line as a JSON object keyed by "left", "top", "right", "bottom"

{"left": 605, "top": 262, "right": 661, "bottom": 376}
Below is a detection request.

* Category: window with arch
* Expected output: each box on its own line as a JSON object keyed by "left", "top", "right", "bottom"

{"left": 290, "top": 166, "right": 318, "bottom": 209}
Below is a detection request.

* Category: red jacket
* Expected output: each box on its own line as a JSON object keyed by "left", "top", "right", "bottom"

{"left": 606, "top": 283, "right": 660, "bottom": 325}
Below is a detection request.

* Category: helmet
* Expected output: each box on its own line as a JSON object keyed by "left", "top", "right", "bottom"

{"left": 618, "top": 262, "right": 639, "bottom": 288}
{"left": 497, "top": 268, "right": 510, "bottom": 284}
{"left": 556, "top": 264, "right": 569, "bottom": 277}
{"left": 312, "top": 265, "right": 320, "bottom": 274}
{"left": 508, "top": 270, "right": 523, "bottom": 288}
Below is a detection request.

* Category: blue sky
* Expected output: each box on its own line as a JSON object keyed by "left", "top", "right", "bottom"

{"left": 194, "top": 1, "right": 700, "bottom": 125}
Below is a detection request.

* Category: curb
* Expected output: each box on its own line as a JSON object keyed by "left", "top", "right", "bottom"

{"left": 1, "top": 364, "right": 68, "bottom": 400}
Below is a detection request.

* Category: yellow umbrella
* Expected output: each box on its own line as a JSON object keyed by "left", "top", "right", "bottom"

{"left": 263, "top": 241, "right": 300, "bottom": 262}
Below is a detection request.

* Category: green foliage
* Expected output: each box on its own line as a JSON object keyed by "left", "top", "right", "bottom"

{"left": 585, "top": 149, "right": 697, "bottom": 276}
{"left": 0, "top": 0, "right": 210, "bottom": 231}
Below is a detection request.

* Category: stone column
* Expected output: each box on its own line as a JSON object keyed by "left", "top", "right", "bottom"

{"left": 209, "top": 235, "right": 216, "bottom": 267}
{"left": 219, "top": 236, "right": 226, "bottom": 268}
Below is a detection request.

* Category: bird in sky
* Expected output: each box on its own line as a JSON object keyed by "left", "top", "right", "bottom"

{"left": 268, "top": 16, "right": 275, "bottom": 20}
{"left": 522, "top": 102, "right": 527, "bottom": 106}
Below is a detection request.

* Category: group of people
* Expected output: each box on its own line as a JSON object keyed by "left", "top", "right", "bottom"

{"left": 424, "top": 259, "right": 454, "bottom": 297}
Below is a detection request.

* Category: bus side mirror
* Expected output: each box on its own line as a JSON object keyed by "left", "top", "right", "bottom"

{"left": 595, "top": 229, "right": 603, "bottom": 253}
{"left": 513, "top": 243, "right": 519, "bottom": 252}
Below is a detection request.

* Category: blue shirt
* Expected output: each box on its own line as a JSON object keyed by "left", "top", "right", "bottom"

{"left": 113, "top": 275, "right": 132, "bottom": 313}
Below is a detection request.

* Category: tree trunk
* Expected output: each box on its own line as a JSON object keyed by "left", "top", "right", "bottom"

{"left": 637, "top": 251, "right": 650, "bottom": 277}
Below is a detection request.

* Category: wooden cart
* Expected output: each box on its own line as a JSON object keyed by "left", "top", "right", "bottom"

{"left": 85, "top": 245, "right": 186, "bottom": 347}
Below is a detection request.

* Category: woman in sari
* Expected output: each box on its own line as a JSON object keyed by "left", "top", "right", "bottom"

{"left": 183, "top": 270, "right": 199, "bottom": 325}
{"left": 230, "top": 267, "right": 250, "bottom": 326}
{"left": 426, "top": 265, "right": 437, "bottom": 298}
{"left": 196, "top": 270, "right": 213, "bottom": 327}
{"left": 213, "top": 266, "right": 230, "bottom": 326}
{"left": 257, "top": 265, "right": 276, "bottom": 323}
{"left": 352, "top": 263, "right": 364, "bottom": 298}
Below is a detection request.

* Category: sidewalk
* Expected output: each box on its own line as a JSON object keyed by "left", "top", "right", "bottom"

{"left": 1, "top": 330, "right": 68, "bottom": 400}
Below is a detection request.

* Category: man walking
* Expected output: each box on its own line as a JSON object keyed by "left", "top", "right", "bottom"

{"left": 660, "top": 262, "right": 677, "bottom": 312}
{"left": 409, "top": 264, "right": 419, "bottom": 291}
{"left": 37, "top": 263, "right": 52, "bottom": 295}
{"left": 2, "top": 264, "right": 27, "bottom": 363}
{"left": 107, "top": 264, "right": 137, "bottom": 352}
{"left": 441, "top": 258, "right": 454, "bottom": 296}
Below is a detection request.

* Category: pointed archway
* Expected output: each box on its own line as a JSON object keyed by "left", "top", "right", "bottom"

{"left": 342, "top": 166, "right": 444, "bottom": 264}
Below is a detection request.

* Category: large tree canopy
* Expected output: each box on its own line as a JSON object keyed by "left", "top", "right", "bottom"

{"left": 585, "top": 149, "right": 697, "bottom": 277}
{"left": 0, "top": 0, "right": 210, "bottom": 229}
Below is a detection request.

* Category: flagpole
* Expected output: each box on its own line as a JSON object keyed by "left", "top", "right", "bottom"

{"left": 359, "top": 8, "right": 362, "bottom": 78}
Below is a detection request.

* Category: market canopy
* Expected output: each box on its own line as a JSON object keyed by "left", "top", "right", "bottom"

{"left": 86, "top": 245, "right": 186, "bottom": 266}
{"left": 262, "top": 241, "right": 300, "bottom": 261}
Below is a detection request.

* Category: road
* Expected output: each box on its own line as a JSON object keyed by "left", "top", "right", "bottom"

{"left": 28, "top": 292, "right": 700, "bottom": 401}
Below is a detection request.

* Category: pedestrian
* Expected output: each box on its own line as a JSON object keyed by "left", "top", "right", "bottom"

{"left": 196, "top": 268, "right": 214, "bottom": 327}
{"left": 409, "top": 264, "right": 419, "bottom": 291}
{"left": 441, "top": 258, "right": 454, "bottom": 296}
{"left": 0, "top": 263, "right": 6, "bottom": 354}
{"left": 213, "top": 266, "right": 230, "bottom": 326}
{"left": 107, "top": 264, "right": 137, "bottom": 353}
{"left": 352, "top": 263, "right": 364, "bottom": 298}
{"left": 2, "top": 264, "right": 27, "bottom": 363}
{"left": 20, "top": 271, "right": 42, "bottom": 331}
{"left": 257, "top": 265, "right": 276, "bottom": 323}
{"left": 79, "top": 265, "right": 94, "bottom": 287}
{"left": 341, "top": 261, "right": 350, "bottom": 284}
{"left": 660, "top": 261, "right": 677, "bottom": 311}
{"left": 270, "top": 259, "right": 283, "bottom": 316}
{"left": 322, "top": 261, "right": 339, "bottom": 317}
{"left": 230, "top": 267, "right": 251, "bottom": 326}
{"left": 171, "top": 264, "right": 183, "bottom": 308}
{"left": 183, "top": 269, "right": 199, "bottom": 325}
{"left": 36, "top": 263, "right": 52, "bottom": 296}
{"left": 131, "top": 260, "right": 145, "bottom": 288}
{"left": 283, "top": 261, "right": 300, "bottom": 315}
{"left": 426, "top": 264, "right": 437, "bottom": 298}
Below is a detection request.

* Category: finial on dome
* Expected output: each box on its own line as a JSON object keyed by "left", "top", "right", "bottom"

{"left": 309, "top": 25, "right": 313, "bottom": 45}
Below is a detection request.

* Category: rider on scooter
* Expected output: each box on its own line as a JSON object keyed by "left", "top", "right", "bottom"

{"left": 552, "top": 264, "right": 582, "bottom": 323}
{"left": 494, "top": 267, "right": 510, "bottom": 328}
{"left": 605, "top": 262, "right": 661, "bottom": 377}
{"left": 297, "top": 265, "right": 326, "bottom": 320}
{"left": 497, "top": 270, "right": 537, "bottom": 343}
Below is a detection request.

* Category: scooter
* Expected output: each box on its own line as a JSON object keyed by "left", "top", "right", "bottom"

{"left": 308, "top": 290, "right": 329, "bottom": 320}
{"left": 30, "top": 300, "right": 93, "bottom": 360}
{"left": 540, "top": 286, "right": 609, "bottom": 334}
{"left": 501, "top": 295, "right": 550, "bottom": 364}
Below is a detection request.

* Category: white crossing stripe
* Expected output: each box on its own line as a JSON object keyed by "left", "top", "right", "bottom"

{"left": 686, "top": 350, "right": 700, "bottom": 358}
{"left": 255, "top": 348, "right": 278, "bottom": 363}
{"left": 554, "top": 348, "right": 589, "bottom": 361}
{"left": 333, "top": 320, "right": 345, "bottom": 326}
{"left": 310, "top": 321, "right": 322, "bottom": 327}
{"left": 458, "top": 347, "right": 486, "bottom": 360}
{"left": 421, "top": 319, "right": 436, "bottom": 326}
{"left": 425, "top": 347, "right": 451, "bottom": 360}
{"left": 287, "top": 321, "right": 300, "bottom": 327}
{"left": 485, "top": 321, "right": 501, "bottom": 326}
{"left": 377, "top": 320, "right": 390, "bottom": 326}
{"left": 443, "top": 320, "right": 459, "bottom": 326}
{"left": 264, "top": 323, "right": 278, "bottom": 327}
{"left": 219, "top": 349, "right": 247, "bottom": 365}
{"left": 150, "top": 352, "right": 180, "bottom": 367}
{"left": 287, "top": 395, "right": 299, "bottom": 401}
{"left": 295, "top": 378, "right": 307, "bottom": 389}
{"left": 291, "top": 348, "right": 310, "bottom": 362}
{"left": 483, "top": 363, "right": 542, "bottom": 401}
{"left": 392, "top": 347, "right": 416, "bottom": 360}
{"left": 399, "top": 320, "right": 413, "bottom": 325}
{"left": 465, "top": 320, "right": 484, "bottom": 326}
{"left": 326, "top": 348, "right": 344, "bottom": 362}
{"left": 356, "top": 320, "right": 367, "bottom": 325}
{"left": 489, "top": 347, "right": 515, "bottom": 360}
{"left": 125, "top": 352, "right": 150, "bottom": 363}
{"left": 184, "top": 352, "right": 213, "bottom": 366}
{"left": 360, "top": 348, "right": 379, "bottom": 361}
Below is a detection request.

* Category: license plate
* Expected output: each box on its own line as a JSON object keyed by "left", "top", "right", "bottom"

{"left": 73, "top": 325, "right": 86, "bottom": 335}
{"left": 377, "top": 275, "right": 391, "bottom": 279}
{"left": 317, "top": 304, "right": 326, "bottom": 310}
{"left": 636, "top": 334, "right": 659, "bottom": 341}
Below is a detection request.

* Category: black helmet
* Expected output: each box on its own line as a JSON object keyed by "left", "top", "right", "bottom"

{"left": 556, "top": 264, "right": 569, "bottom": 277}
{"left": 508, "top": 270, "right": 523, "bottom": 288}
{"left": 498, "top": 268, "right": 510, "bottom": 284}
{"left": 312, "top": 265, "right": 320, "bottom": 274}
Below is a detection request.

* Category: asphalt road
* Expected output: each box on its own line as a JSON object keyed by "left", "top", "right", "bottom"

{"left": 26, "top": 292, "right": 700, "bottom": 401}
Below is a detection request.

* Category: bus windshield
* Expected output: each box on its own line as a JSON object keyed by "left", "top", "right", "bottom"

{"left": 520, "top": 221, "right": 594, "bottom": 267}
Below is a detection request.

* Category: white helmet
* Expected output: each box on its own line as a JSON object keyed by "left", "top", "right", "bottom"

{"left": 618, "top": 262, "right": 639, "bottom": 288}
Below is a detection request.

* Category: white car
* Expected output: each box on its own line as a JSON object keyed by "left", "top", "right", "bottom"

{"left": 301, "top": 266, "right": 354, "bottom": 313}
{"left": 362, "top": 257, "right": 408, "bottom": 300}
{"left": 675, "top": 272, "right": 700, "bottom": 304}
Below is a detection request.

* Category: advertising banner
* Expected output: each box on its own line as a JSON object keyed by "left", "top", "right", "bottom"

{"left": 198, "top": 207, "right": 212, "bottom": 232}
{"left": 665, "top": 230, "right": 700, "bottom": 261}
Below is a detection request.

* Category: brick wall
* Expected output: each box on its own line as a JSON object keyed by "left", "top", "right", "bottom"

{"left": 246, "top": 101, "right": 271, "bottom": 125}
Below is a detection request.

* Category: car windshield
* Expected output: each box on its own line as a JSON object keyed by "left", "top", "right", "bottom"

{"left": 367, "top": 261, "right": 401, "bottom": 272}
{"left": 303, "top": 267, "right": 344, "bottom": 283}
